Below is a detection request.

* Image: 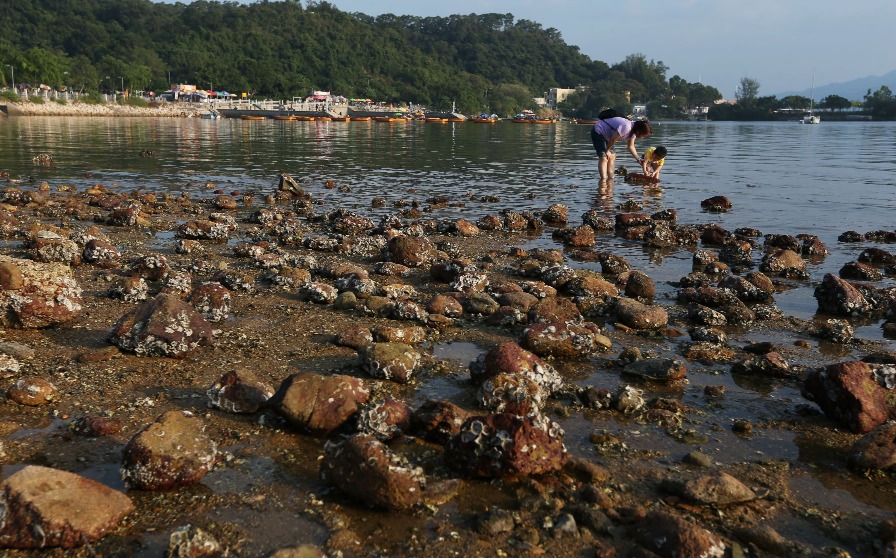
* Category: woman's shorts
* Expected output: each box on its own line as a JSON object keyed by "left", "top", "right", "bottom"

{"left": 590, "top": 128, "right": 612, "bottom": 158}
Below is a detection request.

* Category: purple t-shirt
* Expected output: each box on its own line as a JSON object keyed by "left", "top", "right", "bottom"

{"left": 593, "top": 117, "right": 634, "bottom": 141}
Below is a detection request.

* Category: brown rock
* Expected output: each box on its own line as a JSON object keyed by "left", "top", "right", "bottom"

{"left": 207, "top": 369, "right": 275, "bottom": 414}
{"left": 635, "top": 511, "right": 726, "bottom": 557}
{"left": 0, "top": 255, "right": 83, "bottom": 328}
{"left": 268, "top": 372, "right": 370, "bottom": 435}
{"left": 110, "top": 293, "right": 215, "bottom": 358}
{"left": 121, "top": 410, "right": 218, "bottom": 490}
{"left": 7, "top": 376, "right": 58, "bottom": 406}
{"left": 614, "top": 297, "right": 669, "bottom": 330}
{"left": 802, "top": 361, "right": 894, "bottom": 434}
{"left": 411, "top": 400, "right": 473, "bottom": 444}
{"left": 0, "top": 465, "right": 134, "bottom": 549}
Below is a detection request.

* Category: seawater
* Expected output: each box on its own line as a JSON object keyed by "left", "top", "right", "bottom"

{"left": 2, "top": 117, "right": 895, "bottom": 324}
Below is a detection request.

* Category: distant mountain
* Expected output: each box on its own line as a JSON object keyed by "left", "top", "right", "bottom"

{"left": 775, "top": 69, "right": 896, "bottom": 101}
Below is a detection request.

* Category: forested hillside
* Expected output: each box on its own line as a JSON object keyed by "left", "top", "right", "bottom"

{"left": 0, "top": 0, "right": 717, "bottom": 116}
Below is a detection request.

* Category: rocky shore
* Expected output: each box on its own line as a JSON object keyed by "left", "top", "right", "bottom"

{"left": 0, "top": 171, "right": 895, "bottom": 557}
{"left": 2, "top": 99, "right": 205, "bottom": 117}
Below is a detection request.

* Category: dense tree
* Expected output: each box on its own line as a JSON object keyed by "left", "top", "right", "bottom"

{"left": 819, "top": 94, "right": 851, "bottom": 111}
{"left": 736, "top": 77, "right": 760, "bottom": 102}
{"left": 864, "top": 86, "right": 896, "bottom": 119}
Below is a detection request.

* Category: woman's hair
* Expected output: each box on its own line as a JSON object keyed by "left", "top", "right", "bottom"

{"left": 632, "top": 120, "right": 653, "bottom": 138}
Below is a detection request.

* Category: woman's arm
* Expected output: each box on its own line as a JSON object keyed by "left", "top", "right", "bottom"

{"left": 606, "top": 132, "right": 621, "bottom": 151}
{"left": 627, "top": 138, "right": 648, "bottom": 171}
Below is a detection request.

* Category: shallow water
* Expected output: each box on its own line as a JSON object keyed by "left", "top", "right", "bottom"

{"left": 2, "top": 116, "right": 896, "bottom": 553}
{"left": 3, "top": 116, "right": 895, "bottom": 323}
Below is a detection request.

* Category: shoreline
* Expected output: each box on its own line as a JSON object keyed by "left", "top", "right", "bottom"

{"left": 1, "top": 99, "right": 205, "bottom": 117}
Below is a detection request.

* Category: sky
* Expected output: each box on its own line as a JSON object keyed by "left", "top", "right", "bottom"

{"left": 307, "top": 0, "right": 896, "bottom": 98}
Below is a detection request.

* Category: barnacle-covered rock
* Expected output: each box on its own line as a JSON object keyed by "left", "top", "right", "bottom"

{"left": 187, "top": 282, "right": 231, "bottom": 322}
{"left": 355, "top": 397, "right": 412, "bottom": 441}
{"left": 207, "top": 369, "right": 274, "bottom": 414}
{"left": 814, "top": 273, "right": 874, "bottom": 316}
{"left": 0, "top": 255, "right": 83, "bottom": 328}
{"left": 361, "top": 342, "right": 421, "bottom": 384}
{"left": 478, "top": 373, "right": 545, "bottom": 415}
{"left": 445, "top": 413, "right": 568, "bottom": 478}
{"left": 121, "top": 410, "right": 218, "bottom": 490}
{"left": 109, "top": 293, "right": 215, "bottom": 358}
{"left": 6, "top": 376, "right": 59, "bottom": 406}
{"left": 176, "top": 219, "right": 234, "bottom": 240}
{"left": 520, "top": 321, "right": 611, "bottom": 359}
{"left": 470, "top": 342, "right": 563, "bottom": 393}
{"left": 321, "top": 434, "right": 425, "bottom": 510}
{"left": 614, "top": 297, "right": 668, "bottom": 330}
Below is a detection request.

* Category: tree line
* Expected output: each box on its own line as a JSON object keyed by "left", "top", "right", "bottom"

{"left": 0, "top": 0, "right": 893, "bottom": 119}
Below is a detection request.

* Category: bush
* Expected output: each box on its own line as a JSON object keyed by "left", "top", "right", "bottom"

{"left": 53, "top": 98, "right": 68, "bottom": 105}
{"left": 124, "top": 96, "right": 148, "bottom": 108}
{"left": 29, "top": 96, "right": 45, "bottom": 104}
{"left": 0, "top": 91, "right": 21, "bottom": 102}
{"left": 81, "top": 92, "right": 103, "bottom": 105}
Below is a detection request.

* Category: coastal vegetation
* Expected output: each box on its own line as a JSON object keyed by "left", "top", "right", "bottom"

{"left": 0, "top": 0, "right": 893, "bottom": 119}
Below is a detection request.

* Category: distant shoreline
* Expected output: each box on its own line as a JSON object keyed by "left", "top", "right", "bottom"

{"left": 1, "top": 100, "right": 204, "bottom": 118}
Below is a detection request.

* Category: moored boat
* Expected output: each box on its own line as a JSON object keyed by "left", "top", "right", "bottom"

{"left": 240, "top": 115, "right": 266, "bottom": 121}
{"left": 273, "top": 115, "right": 298, "bottom": 121}
{"left": 471, "top": 117, "right": 497, "bottom": 123}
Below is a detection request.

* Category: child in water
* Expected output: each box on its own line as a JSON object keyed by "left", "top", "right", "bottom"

{"left": 643, "top": 146, "right": 667, "bottom": 179}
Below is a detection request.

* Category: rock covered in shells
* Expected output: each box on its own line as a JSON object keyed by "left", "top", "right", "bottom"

{"left": 187, "top": 282, "right": 232, "bottom": 322}
{"left": 384, "top": 236, "right": 435, "bottom": 267}
{"left": 814, "top": 273, "right": 874, "bottom": 316}
{"left": 207, "top": 369, "right": 274, "bottom": 414}
{"left": 470, "top": 342, "right": 563, "bottom": 393}
{"left": 360, "top": 342, "right": 421, "bottom": 383}
{"left": 0, "top": 465, "right": 134, "bottom": 549}
{"left": 267, "top": 372, "right": 370, "bottom": 435}
{"left": 121, "top": 410, "right": 218, "bottom": 490}
{"left": 520, "top": 321, "right": 611, "bottom": 359}
{"left": 700, "top": 195, "right": 732, "bottom": 212}
{"left": 109, "top": 293, "right": 215, "bottom": 358}
{"left": 478, "top": 372, "right": 546, "bottom": 415}
{"left": 803, "top": 361, "right": 896, "bottom": 433}
{"left": 614, "top": 297, "right": 669, "bottom": 330}
{"left": 176, "top": 219, "right": 234, "bottom": 240}
{"left": 445, "top": 412, "right": 568, "bottom": 478}
{"left": 109, "top": 275, "right": 149, "bottom": 302}
{"left": 623, "top": 357, "right": 687, "bottom": 384}
{"left": 320, "top": 434, "right": 426, "bottom": 510}
{"left": 166, "top": 525, "right": 224, "bottom": 558}
{"left": 0, "top": 255, "right": 83, "bottom": 328}
{"left": 355, "top": 397, "right": 412, "bottom": 441}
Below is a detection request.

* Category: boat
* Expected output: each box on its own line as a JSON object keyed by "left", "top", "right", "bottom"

{"left": 470, "top": 116, "right": 497, "bottom": 123}
{"left": 240, "top": 115, "right": 266, "bottom": 121}
{"left": 316, "top": 117, "right": 332, "bottom": 122}
{"left": 532, "top": 118, "right": 555, "bottom": 124}
{"left": 801, "top": 70, "right": 821, "bottom": 124}
{"left": 332, "top": 116, "right": 350, "bottom": 122}
{"left": 425, "top": 117, "right": 447, "bottom": 123}
{"left": 349, "top": 116, "right": 371, "bottom": 122}
{"left": 200, "top": 109, "right": 221, "bottom": 120}
{"left": 273, "top": 115, "right": 298, "bottom": 121}
{"left": 511, "top": 110, "right": 537, "bottom": 123}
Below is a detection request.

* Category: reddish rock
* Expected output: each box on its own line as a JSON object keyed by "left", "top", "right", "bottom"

{"left": 82, "top": 238, "right": 121, "bottom": 267}
{"left": 320, "top": 434, "right": 425, "bottom": 510}
{"left": 109, "top": 293, "right": 215, "bottom": 358}
{"left": 130, "top": 254, "right": 171, "bottom": 281}
{"left": 356, "top": 397, "right": 412, "bottom": 441}
{"left": 615, "top": 213, "right": 652, "bottom": 228}
{"left": 471, "top": 342, "right": 563, "bottom": 392}
{"left": 664, "top": 472, "right": 757, "bottom": 505}
{"left": 625, "top": 270, "right": 656, "bottom": 299}
{"left": 385, "top": 236, "right": 435, "bottom": 267}
{"left": 542, "top": 204, "right": 569, "bottom": 225}
{"left": 760, "top": 248, "right": 807, "bottom": 275}
{"left": 207, "top": 369, "right": 275, "bottom": 414}
{"left": 553, "top": 225, "right": 595, "bottom": 247}
{"left": 478, "top": 373, "right": 545, "bottom": 415}
{"left": 623, "top": 357, "right": 687, "bottom": 384}
{"left": 0, "top": 255, "right": 83, "bottom": 328}
{"left": 32, "top": 235, "right": 81, "bottom": 265}
{"left": 268, "top": 372, "right": 370, "bottom": 435}
{"left": 121, "top": 410, "right": 218, "bottom": 490}
{"left": 176, "top": 219, "right": 234, "bottom": 240}
{"left": 334, "top": 326, "right": 374, "bottom": 350}
{"left": 497, "top": 291, "right": 539, "bottom": 312}
{"left": 849, "top": 422, "right": 896, "bottom": 471}
{"left": 6, "top": 376, "right": 58, "bottom": 406}
{"left": 445, "top": 413, "right": 568, "bottom": 478}
{"left": 527, "top": 296, "right": 582, "bottom": 324}
{"left": 564, "top": 275, "right": 619, "bottom": 299}
{"left": 411, "top": 400, "right": 473, "bottom": 444}
{"left": 802, "top": 361, "right": 895, "bottom": 433}
{"left": 187, "top": 282, "right": 232, "bottom": 322}
{"left": 731, "top": 351, "right": 796, "bottom": 378}
{"left": 635, "top": 511, "right": 726, "bottom": 557}
{"left": 0, "top": 465, "right": 134, "bottom": 549}
{"left": 70, "top": 416, "right": 123, "bottom": 437}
